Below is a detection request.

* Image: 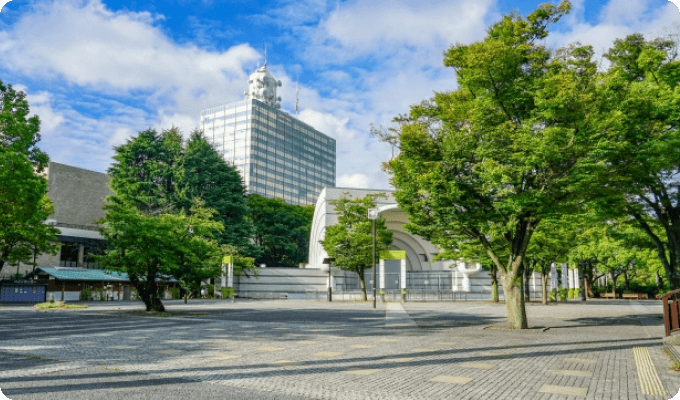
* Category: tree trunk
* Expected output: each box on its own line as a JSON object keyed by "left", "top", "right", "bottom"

{"left": 132, "top": 270, "right": 166, "bottom": 312}
{"left": 490, "top": 265, "right": 499, "bottom": 303}
{"left": 523, "top": 268, "right": 531, "bottom": 301}
{"left": 624, "top": 271, "right": 630, "bottom": 292}
{"left": 611, "top": 273, "right": 618, "bottom": 299}
{"left": 541, "top": 272, "right": 548, "bottom": 306}
{"left": 657, "top": 271, "right": 664, "bottom": 292}
{"left": 502, "top": 273, "right": 528, "bottom": 329}
{"left": 358, "top": 267, "right": 368, "bottom": 301}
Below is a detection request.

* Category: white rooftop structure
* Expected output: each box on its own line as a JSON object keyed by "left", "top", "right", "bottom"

{"left": 244, "top": 63, "right": 282, "bottom": 109}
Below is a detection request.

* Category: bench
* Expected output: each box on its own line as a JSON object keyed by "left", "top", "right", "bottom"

{"left": 600, "top": 292, "right": 618, "bottom": 299}
{"left": 622, "top": 293, "right": 648, "bottom": 299}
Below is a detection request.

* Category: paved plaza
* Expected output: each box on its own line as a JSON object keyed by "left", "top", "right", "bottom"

{"left": 1, "top": 299, "right": 679, "bottom": 400}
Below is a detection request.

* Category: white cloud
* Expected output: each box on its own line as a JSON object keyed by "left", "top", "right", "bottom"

{"left": 298, "top": 109, "right": 356, "bottom": 142}
{"left": 316, "top": 0, "right": 493, "bottom": 56}
{"left": 108, "top": 127, "right": 134, "bottom": 148}
{"left": 337, "top": 173, "right": 370, "bottom": 189}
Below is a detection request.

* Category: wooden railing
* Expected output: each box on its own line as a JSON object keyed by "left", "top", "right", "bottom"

{"left": 662, "top": 288, "right": 680, "bottom": 337}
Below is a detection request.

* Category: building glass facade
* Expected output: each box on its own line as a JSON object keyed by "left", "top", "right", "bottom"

{"left": 200, "top": 99, "right": 336, "bottom": 205}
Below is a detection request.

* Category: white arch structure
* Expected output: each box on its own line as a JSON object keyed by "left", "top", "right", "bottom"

{"left": 307, "top": 187, "right": 482, "bottom": 291}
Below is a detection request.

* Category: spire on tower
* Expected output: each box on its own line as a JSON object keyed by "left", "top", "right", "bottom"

{"left": 264, "top": 44, "right": 267, "bottom": 67}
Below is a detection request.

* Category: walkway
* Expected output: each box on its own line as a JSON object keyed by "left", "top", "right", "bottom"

{"left": 1, "top": 299, "right": 678, "bottom": 399}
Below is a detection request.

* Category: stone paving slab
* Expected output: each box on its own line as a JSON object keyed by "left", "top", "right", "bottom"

{"left": 1, "top": 299, "right": 680, "bottom": 399}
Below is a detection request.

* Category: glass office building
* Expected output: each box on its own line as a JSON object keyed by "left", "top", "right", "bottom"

{"left": 200, "top": 65, "right": 336, "bottom": 205}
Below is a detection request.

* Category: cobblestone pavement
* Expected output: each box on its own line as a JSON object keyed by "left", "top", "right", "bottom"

{"left": 1, "top": 299, "right": 679, "bottom": 400}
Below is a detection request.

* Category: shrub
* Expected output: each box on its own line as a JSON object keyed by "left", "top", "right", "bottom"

{"left": 558, "top": 288, "right": 568, "bottom": 302}
{"left": 574, "top": 288, "right": 581, "bottom": 298}
{"left": 99, "top": 289, "right": 106, "bottom": 301}
{"left": 549, "top": 289, "right": 557, "bottom": 301}
{"left": 80, "top": 287, "right": 93, "bottom": 301}
{"left": 221, "top": 287, "right": 234, "bottom": 299}
{"left": 567, "top": 288, "right": 575, "bottom": 299}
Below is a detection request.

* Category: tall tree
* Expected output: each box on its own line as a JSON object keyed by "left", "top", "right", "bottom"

{"left": 320, "top": 194, "right": 393, "bottom": 301}
{"left": 374, "top": 1, "right": 607, "bottom": 329}
{"left": 0, "top": 80, "right": 58, "bottom": 276}
{"left": 98, "top": 128, "right": 223, "bottom": 311}
{"left": 247, "top": 194, "right": 314, "bottom": 268}
{"left": 178, "top": 130, "right": 259, "bottom": 259}
{"left": 597, "top": 34, "right": 680, "bottom": 289}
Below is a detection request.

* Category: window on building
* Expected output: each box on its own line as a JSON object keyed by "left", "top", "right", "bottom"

{"left": 60, "top": 242, "right": 79, "bottom": 268}
{"left": 83, "top": 242, "right": 106, "bottom": 269}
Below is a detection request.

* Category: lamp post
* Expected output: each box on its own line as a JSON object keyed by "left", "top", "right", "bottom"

{"left": 368, "top": 208, "right": 379, "bottom": 309}
{"left": 322, "top": 257, "right": 333, "bottom": 302}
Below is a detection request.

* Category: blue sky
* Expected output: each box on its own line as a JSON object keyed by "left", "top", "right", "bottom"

{"left": 1, "top": 0, "right": 679, "bottom": 190}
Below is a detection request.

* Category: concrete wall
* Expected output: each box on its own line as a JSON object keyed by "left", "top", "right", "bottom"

{"left": 236, "top": 267, "right": 336, "bottom": 299}
{"left": 45, "top": 162, "right": 112, "bottom": 227}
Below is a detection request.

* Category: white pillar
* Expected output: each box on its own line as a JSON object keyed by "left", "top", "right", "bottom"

{"left": 379, "top": 259, "right": 385, "bottom": 290}
{"left": 561, "top": 263, "right": 568, "bottom": 289}
{"left": 227, "top": 262, "right": 234, "bottom": 288}
{"left": 460, "top": 262, "right": 470, "bottom": 291}
{"left": 221, "top": 263, "right": 227, "bottom": 288}
{"left": 532, "top": 272, "right": 536, "bottom": 298}
{"left": 567, "top": 268, "right": 573, "bottom": 289}
{"left": 550, "top": 263, "right": 557, "bottom": 291}
{"left": 574, "top": 268, "right": 580, "bottom": 289}
{"left": 400, "top": 259, "right": 406, "bottom": 289}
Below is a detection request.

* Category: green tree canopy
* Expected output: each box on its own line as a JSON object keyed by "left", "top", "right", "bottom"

{"left": 178, "top": 130, "right": 259, "bottom": 259}
{"left": 0, "top": 80, "right": 58, "bottom": 276}
{"left": 320, "top": 194, "right": 393, "bottom": 301}
{"left": 374, "top": 1, "right": 610, "bottom": 328}
{"left": 595, "top": 33, "right": 680, "bottom": 289}
{"left": 99, "top": 128, "right": 224, "bottom": 311}
{"left": 247, "top": 194, "right": 314, "bottom": 269}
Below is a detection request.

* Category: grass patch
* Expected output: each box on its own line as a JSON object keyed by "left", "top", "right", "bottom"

{"left": 35, "top": 301, "right": 87, "bottom": 310}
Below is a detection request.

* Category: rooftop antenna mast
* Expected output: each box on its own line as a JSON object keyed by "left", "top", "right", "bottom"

{"left": 264, "top": 43, "right": 267, "bottom": 67}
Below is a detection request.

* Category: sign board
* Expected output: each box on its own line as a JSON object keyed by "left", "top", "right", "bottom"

{"left": 222, "top": 255, "right": 233, "bottom": 264}
{"left": 227, "top": 263, "right": 234, "bottom": 288}
{"left": 379, "top": 250, "right": 406, "bottom": 260}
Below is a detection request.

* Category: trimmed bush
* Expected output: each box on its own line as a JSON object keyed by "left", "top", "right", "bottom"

{"left": 549, "top": 289, "right": 557, "bottom": 301}
{"left": 221, "top": 287, "right": 234, "bottom": 299}
{"left": 558, "top": 288, "right": 568, "bottom": 302}
{"left": 567, "top": 288, "right": 575, "bottom": 299}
